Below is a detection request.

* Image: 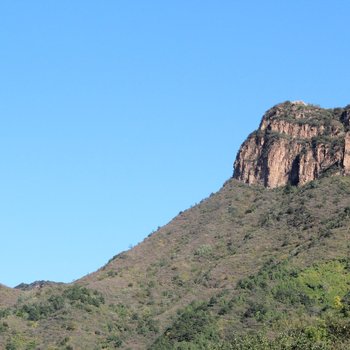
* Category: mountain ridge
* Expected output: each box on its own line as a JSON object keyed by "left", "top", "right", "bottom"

{"left": 0, "top": 102, "right": 350, "bottom": 349}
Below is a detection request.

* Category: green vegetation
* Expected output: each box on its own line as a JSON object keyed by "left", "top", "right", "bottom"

{"left": 152, "top": 259, "right": 350, "bottom": 349}
{"left": 272, "top": 102, "right": 342, "bottom": 129}
{"left": 13, "top": 285, "right": 105, "bottom": 321}
{"left": 1, "top": 174, "right": 350, "bottom": 348}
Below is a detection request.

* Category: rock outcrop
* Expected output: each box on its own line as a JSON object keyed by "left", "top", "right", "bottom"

{"left": 234, "top": 101, "right": 350, "bottom": 188}
{"left": 14, "top": 280, "right": 63, "bottom": 291}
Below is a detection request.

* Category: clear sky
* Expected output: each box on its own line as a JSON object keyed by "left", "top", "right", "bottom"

{"left": 1, "top": 1, "right": 349, "bottom": 287}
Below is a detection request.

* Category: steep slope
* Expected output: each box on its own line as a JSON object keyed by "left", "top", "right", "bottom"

{"left": 0, "top": 102, "right": 349, "bottom": 349}
{"left": 234, "top": 101, "right": 350, "bottom": 188}
{"left": 0, "top": 175, "right": 349, "bottom": 349}
{"left": 0, "top": 285, "right": 20, "bottom": 308}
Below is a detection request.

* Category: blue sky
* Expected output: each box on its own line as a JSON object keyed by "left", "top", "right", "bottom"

{"left": 1, "top": 1, "right": 349, "bottom": 287}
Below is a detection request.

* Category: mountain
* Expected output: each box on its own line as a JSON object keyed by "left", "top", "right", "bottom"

{"left": 234, "top": 101, "right": 350, "bottom": 188}
{"left": 0, "top": 102, "right": 350, "bottom": 349}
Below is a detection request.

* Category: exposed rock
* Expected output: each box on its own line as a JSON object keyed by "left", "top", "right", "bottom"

{"left": 234, "top": 101, "right": 350, "bottom": 188}
{"left": 344, "top": 133, "right": 350, "bottom": 175}
{"left": 14, "top": 280, "right": 63, "bottom": 291}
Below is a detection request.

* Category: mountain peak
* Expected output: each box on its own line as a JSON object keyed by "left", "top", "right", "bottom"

{"left": 234, "top": 102, "right": 350, "bottom": 188}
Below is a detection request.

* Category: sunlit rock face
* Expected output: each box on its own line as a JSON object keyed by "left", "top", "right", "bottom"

{"left": 234, "top": 101, "right": 350, "bottom": 188}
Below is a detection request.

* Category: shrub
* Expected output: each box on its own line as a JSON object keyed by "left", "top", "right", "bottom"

{"left": 194, "top": 244, "right": 213, "bottom": 259}
{"left": 63, "top": 285, "right": 105, "bottom": 307}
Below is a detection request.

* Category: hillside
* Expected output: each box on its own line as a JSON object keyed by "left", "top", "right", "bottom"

{"left": 0, "top": 102, "right": 350, "bottom": 349}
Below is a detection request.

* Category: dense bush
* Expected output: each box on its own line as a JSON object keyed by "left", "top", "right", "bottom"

{"left": 152, "top": 302, "right": 219, "bottom": 349}
{"left": 63, "top": 285, "right": 105, "bottom": 307}
{"left": 15, "top": 285, "right": 104, "bottom": 321}
{"left": 152, "top": 258, "right": 350, "bottom": 349}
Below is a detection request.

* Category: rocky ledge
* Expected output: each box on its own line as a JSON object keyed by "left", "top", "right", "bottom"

{"left": 233, "top": 101, "right": 350, "bottom": 188}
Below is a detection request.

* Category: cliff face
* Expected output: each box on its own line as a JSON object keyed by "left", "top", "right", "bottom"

{"left": 234, "top": 101, "right": 350, "bottom": 188}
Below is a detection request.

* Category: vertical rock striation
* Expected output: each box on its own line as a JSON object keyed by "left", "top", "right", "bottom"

{"left": 234, "top": 101, "right": 350, "bottom": 188}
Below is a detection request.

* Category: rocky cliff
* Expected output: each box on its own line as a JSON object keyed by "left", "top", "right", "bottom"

{"left": 234, "top": 101, "right": 350, "bottom": 188}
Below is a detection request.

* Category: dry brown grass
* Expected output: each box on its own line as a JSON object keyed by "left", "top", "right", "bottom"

{"left": 0, "top": 175, "right": 349, "bottom": 348}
